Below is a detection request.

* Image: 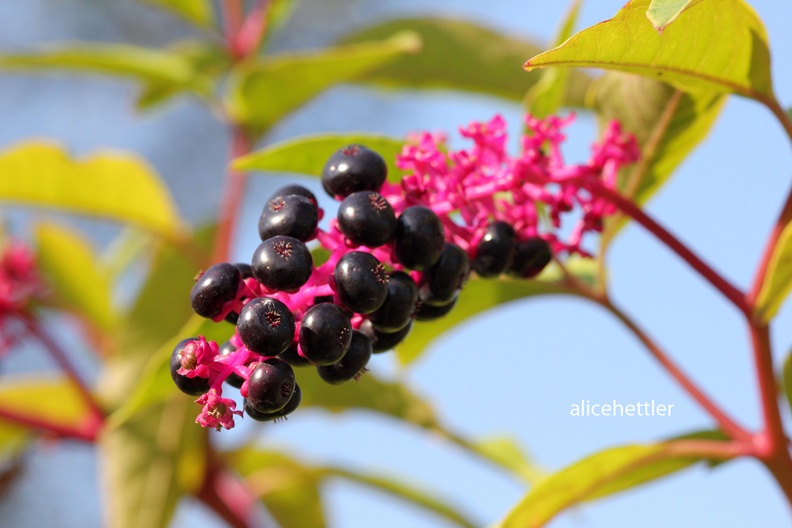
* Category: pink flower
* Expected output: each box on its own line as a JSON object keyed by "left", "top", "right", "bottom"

{"left": 177, "top": 336, "right": 218, "bottom": 380}
{"left": 195, "top": 390, "right": 243, "bottom": 431}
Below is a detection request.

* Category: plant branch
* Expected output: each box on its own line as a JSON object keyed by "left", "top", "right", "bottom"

{"left": 212, "top": 127, "right": 252, "bottom": 263}
{"left": 234, "top": 0, "right": 271, "bottom": 58}
{"left": 589, "top": 182, "right": 751, "bottom": 317}
{"left": 21, "top": 313, "right": 105, "bottom": 423}
{"left": 761, "top": 95, "right": 792, "bottom": 149}
{"left": 748, "top": 184, "right": 792, "bottom": 307}
{"left": 221, "top": 0, "right": 244, "bottom": 57}
{"left": 561, "top": 268, "right": 751, "bottom": 442}
{"left": 0, "top": 406, "right": 97, "bottom": 442}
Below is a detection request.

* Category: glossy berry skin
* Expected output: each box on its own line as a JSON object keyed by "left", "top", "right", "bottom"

{"left": 269, "top": 184, "right": 318, "bottom": 207}
{"left": 190, "top": 263, "right": 241, "bottom": 319}
{"left": 321, "top": 144, "right": 387, "bottom": 198}
{"left": 252, "top": 235, "right": 313, "bottom": 293}
{"left": 415, "top": 297, "right": 457, "bottom": 321}
{"left": 337, "top": 191, "right": 396, "bottom": 247}
{"left": 245, "top": 384, "right": 301, "bottom": 422}
{"left": 510, "top": 237, "right": 552, "bottom": 278}
{"left": 368, "top": 271, "right": 418, "bottom": 332}
{"left": 278, "top": 342, "right": 312, "bottom": 367}
{"left": 360, "top": 319, "right": 412, "bottom": 353}
{"left": 317, "top": 330, "right": 372, "bottom": 384}
{"left": 225, "top": 262, "right": 255, "bottom": 324}
{"left": 218, "top": 340, "right": 244, "bottom": 389}
{"left": 393, "top": 206, "right": 445, "bottom": 270}
{"left": 299, "top": 303, "right": 352, "bottom": 366}
{"left": 236, "top": 297, "right": 296, "bottom": 356}
{"left": 333, "top": 252, "right": 389, "bottom": 314}
{"left": 473, "top": 221, "right": 515, "bottom": 277}
{"left": 258, "top": 194, "right": 318, "bottom": 242}
{"left": 170, "top": 338, "right": 211, "bottom": 396}
{"left": 246, "top": 358, "right": 296, "bottom": 413}
{"left": 419, "top": 243, "right": 469, "bottom": 306}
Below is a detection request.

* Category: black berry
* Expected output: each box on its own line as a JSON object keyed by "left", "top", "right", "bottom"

{"left": 278, "top": 341, "right": 312, "bottom": 367}
{"left": 190, "top": 263, "right": 241, "bottom": 319}
{"left": 368, "top": 271, "right": 418, "bottom": 332}
{"left": 415, "top": 297, "right": 457, "bottom": 321}
{"left": 419, "top": 243, "right": 469, "bottom": 306}
{"left": 269, "top": 184, "right": 318, "bottom": 207}
{"left": 170, "top": 338, "right": 211, "bottom": 396}
{"left": 245, "top": 383, "right": 302, "bottom": 422}
{"left": 317, "top": 330, "right": 372, "bottom": 384}
{"left": 337, "top": 191, "right": 396, "bottom": 247}
{"left": 246, "top": 358, "right": 296, "bottom": 413}
{"left": 237, "top": 297, "right": 296, "bottom": 356}
{"left": 251, "top": 235, "right": 313, "bottom": 293}
{"left": 510, "top": 237, "right": 552, "bottom": 278}
{"left": 360, "top": 319, "right": 413, "bottom": 353}
{"left": 258, "top": 194, "right": 318, "bottom": 242}
{"left": 321, "top": 144, "right": 387, "bottom": 198}
{"left": 218, "top": 340, "right": 245, "bottom": 389}
{"left": 472, "top": 221, "right": 515, "bottom": 277}
{"left": 333, "top": 252, "right": 389, "bottom": 314}
{"left": 393, "top": 206, "right": 445, "bottom": 270}
{"left": 299, "top": 303, "right": 352, "bottom": 365}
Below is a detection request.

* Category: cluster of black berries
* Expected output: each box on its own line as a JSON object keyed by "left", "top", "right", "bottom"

{"left": 171, "top": 145, "right": 553, "bottom": 429}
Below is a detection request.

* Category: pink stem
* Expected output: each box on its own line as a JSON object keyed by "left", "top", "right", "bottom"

{"left": 212, "top": 127, "right": 252, "bottom": 263}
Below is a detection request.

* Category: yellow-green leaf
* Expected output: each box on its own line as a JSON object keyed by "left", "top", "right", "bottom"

{"left": 784, "top": 350, "right": 792, "bottom": 413}
{"left": 524, "top": 0, "right": 582, "bottom": 117}
{"left": 756, "top": 220, "right": 792, "bottom": 321}
{"left": 35, "top": 223, "right": 117, "bottom": 332}
{"left": 233, "top": 134, "right": 407, "bottom": 183}
{"left": 396, "top": 259, "right": 595, "bottom": 366}
{"left": 0, "top": 44, "right": 212, "bottom": 96}
{"left": 99, "top": 395, "right": 205, "bottom": 528}
{"left": 524, "top": 0, "right": 774, "bottom": 102}
{"left": 0, "top": 142, "right": 184, "bottom": 239}
{"left": 0, "top": 376, "right": 92, "bottom": 429}
{"left": 298, "top": 367, "right": 438, "bottom": 429}
{"left": 229, "top": 33, "right": 421, "bottom": 137}
{"left": 646, "top": 0, "right": 694, "bottom": 31}
{"left": 138, "top": 0, "right": 214, "bottom": 28}
{"left": 340, "top": 17, "right": 590, "bottom": 106}
{"left": 498, "top": 441, "right": 722, "bottom": 528}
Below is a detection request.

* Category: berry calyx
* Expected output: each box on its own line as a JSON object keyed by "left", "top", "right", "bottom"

{"left": 333, "top": 251, "right": 389, "bottom": 314}
{"left": 245, "top": 383, "right": 302, "bottom": 422}
{"left": 251, "top": 235, "right": 313, "bottom": 293}
{"left": 337, "top": 191, "right": 397, "bottom": 248}
{"left": 246, "top": 358, "right": 296, "bottom": 414}
{"left": 258, "top": 194, "right": 319, "bottom": 242}
{"left": 236, "top": 297, "right": 296, "bottom": 356}
{"left": 170, "top": 338, "right": 212, "bottom": 396}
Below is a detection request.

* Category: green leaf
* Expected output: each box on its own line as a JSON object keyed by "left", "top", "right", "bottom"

{"left": 498, "top": 441, "right": 725, "bottom": 528}
{"left": 99, "top": 395, "right": 205, "bottom": 528}
{"left": 34, "top": 223, "right": 117, "bottom": 332}
{"left": 138, "top": 0, "right": 214, "bottom": 28}
{"left": 755, "top": 220, "right": 792, "bottom": 322}
{"left": 0, "top": 44, "right": 213, "bottom": 98}
{"left": 325, "top": 467, "right": 477, "bottom": 528}
{"left": 233, "top": 133, "right": 407, "bottom": 183}
{"left": 229, "top": 33, "right": 421, "bottom": 137}
{"left": 226, "top": 448, "right": 326, "bottom": 528}
{"left": 524, "top": 0, "right": 582, "bottom": 117}
{"left": 467, "top": 435, "right": 546, "bottom": 484}
{"left": 646, "top": 0, "right": 694, "bottom": 31}
{"left": 784, "top": 350, "right": 792, "bottom": 414}
{"left": 340, "top": 17, "right": 590, "bottom": 106}
{"left": 524, "top": 0, "right": 774, "bottom": 102}
{"left": 228, "top": 448, "right": 478, "bottom": 528}
{"left": 395, "top": 259, "right": 595, "bottom": 365}
{"left": 298, "top": 367, "right": 438, "bottom": 428}
{"left": 0, "top": 142, "right": 184, "bottom": 239}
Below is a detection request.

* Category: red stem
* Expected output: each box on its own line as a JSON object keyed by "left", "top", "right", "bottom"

{"left": 0, "top": 405, "right": 97, "bottom": 442}
{"left": 601, "top": 297, "right": 750, "bottom": 442}
{"left": 212, "top": 127, "right": 252, "bottom": 263}
{"left": 748, "top": 184, "right": 792, "bottom": 306}
{"left": 21, "top": 313, "right": 105, "bottom": 423}
{"left": 234, "top": 0, "right": 271, "bottom": 57}
{"left": 590, "top": 182, "right": 751, "bottom": 317}
{"left": 221, "top": 0, "right": 244, "bottom": 57}
{"left": 196, "top": 452, "right": 272, "bottom": 528}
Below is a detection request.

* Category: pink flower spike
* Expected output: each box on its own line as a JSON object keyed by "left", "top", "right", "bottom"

{"left": 195, "top": 389, "right": 243, "bottom": 431}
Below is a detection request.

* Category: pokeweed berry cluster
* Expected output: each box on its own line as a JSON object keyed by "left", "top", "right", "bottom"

{"left": 171, "top": 113, "right": 639, "bottom": 430}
